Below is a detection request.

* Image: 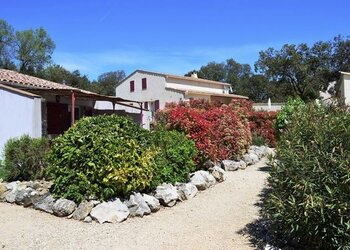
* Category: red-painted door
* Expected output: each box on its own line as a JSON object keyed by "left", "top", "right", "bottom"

{"left": 46, "top": 103, "right": 70, "bottom": 135}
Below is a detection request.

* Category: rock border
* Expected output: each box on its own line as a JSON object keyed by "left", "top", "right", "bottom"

{"left": 0, "top": 145, "right": 273, "bottom": 224}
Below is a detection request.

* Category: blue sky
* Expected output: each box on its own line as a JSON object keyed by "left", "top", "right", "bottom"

{"left": 2, "top": 0, "right": 350, "bottom": 80}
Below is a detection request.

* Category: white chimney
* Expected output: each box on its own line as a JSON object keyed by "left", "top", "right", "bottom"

{"left": 190, "top": 72, "right": 198, "bottom": 78}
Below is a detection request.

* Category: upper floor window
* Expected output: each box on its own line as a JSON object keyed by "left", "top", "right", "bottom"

{"left": 142, "top": 78, "right": 147, "bottom": 90}
{"left": 144, "top": 102, "right": 148, "bottom": 110}
{"left": 155, "top": 100, "right": 160, "bottom": 111}
{"left": 130, "top": 80, "right": 135, "bottom": 92}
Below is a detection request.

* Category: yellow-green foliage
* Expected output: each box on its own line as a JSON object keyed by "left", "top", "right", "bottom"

{"left": 47, "top": 115, "right": 156, "bottom": 203}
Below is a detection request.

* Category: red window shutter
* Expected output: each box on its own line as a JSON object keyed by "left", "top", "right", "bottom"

{"left": 142, "top": 78, "right": 147, "bottom": 90}
{"left": 144, "top": 102, "right": 148, "bottom": 110}
{"left": 155, "top": 100, "right": 160, "bottom": 111}
{"left": 130, "top": 81, "right": 135, "bottom": 92}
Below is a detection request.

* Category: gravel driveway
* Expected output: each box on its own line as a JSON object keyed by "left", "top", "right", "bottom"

{"left": 0, "top": 159, "right": 269, "bottom": 250}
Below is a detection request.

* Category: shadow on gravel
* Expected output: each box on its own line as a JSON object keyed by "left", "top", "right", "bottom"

{"left": 257, "top": 165, "right": 272, "bottom": 172}
{"left": 237, "top": 168, "right": 295, "bottom": 250}
{"left": 237, "top": 186, "right": 272, "bottom": 249}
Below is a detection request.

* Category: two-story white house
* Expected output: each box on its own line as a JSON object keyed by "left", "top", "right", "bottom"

{"left": 112, "top": 69, "right": 248, "bottom": 129}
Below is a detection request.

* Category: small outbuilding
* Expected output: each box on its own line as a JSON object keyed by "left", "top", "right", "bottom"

{"left": 0, "top": 69, "right": 143, "bottom": 151}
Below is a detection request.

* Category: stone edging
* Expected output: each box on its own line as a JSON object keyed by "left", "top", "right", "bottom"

{"left": 0, "top": 145, "right": 273, "bottom": 224}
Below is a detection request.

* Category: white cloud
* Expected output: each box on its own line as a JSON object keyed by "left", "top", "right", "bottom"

{"left": 53, "top": 43, "right": 276, "bottom": 80}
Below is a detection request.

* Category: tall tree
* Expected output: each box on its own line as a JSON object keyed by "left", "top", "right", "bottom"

{"left": 255, "top": 42, "right": 335, "bottom": 101}
{"left": 91, "top": 70, "right": 126, "bottom": 96}
{"left": 42, "top": 64, "right": 71, "bottom": 84}
{"left": 0, "top": 19, "right": 16, "bottom": 69}
{"left": 15, "top": 27, "right": 55, "bottom": 75}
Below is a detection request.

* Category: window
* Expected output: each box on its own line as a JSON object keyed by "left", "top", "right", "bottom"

{"left": 130, "top": 80, "right": 135, "bottom": 92}
{"left": 142, "top": 78, "right": 147, "bottom": 90}
{"left": 155, "top": 100, "right": 160, "bottom": 111}
{"left": 144, "top": 102, "right": 148, "bottom": 110}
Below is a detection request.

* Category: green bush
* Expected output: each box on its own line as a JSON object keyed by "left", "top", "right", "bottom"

{"left": 0, "top": 159, "right": 7, "bottom": 180}
{"left": 3, "top": 135, "right": 49, "bottom": 181}
{"left": 275, "top": 97, "right": 305, "bottom": 133}
{"left": 150, "top": 128, "right": 197, "bottom": 188}
{"left": 47, "top": 115, "right": 156, "bottom": 203}
{"left": 265, "top": 103, "right": 350, "bottom": 249}
{"left": 252, "top": 132, "right": 267, "bottom": 146}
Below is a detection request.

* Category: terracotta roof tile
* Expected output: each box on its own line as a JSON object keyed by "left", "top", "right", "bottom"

{"left": 0, "top": 68, "right": 75, "bottom": 90}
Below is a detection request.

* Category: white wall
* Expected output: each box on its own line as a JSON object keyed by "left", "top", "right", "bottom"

{"left": 0, "top": 89, "right": 42, "bottom": 153}
{"left": 341, "top": 75, "right": 350, "bottom": 105}
{"left": 115, "top": 72, "right": 184, "bottom": 129}
{"left": 166, "top": 78, "right": 228, "bottom": 94}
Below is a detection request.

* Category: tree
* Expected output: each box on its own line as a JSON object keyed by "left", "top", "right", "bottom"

{"left": 0, "top": 19, "right": 16, "bottom": 69}
{"left": 91, "top": 70, "right": 126, "bottom": 96}
{"left": 42, "top": 64, "right": 71, "bottom": 84}
{"left": 197, "top": 62, "right": 227, "bottom": 82}
{"left": 255, "top": 42, "right": 335, "bottom": 101}
{"left": 15, "top": 27, "right": 55, "bottom": 75}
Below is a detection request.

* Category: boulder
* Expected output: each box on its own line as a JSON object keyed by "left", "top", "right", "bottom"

{"left": 5, "top": 190, "right": 17, "bottom": 203}
{"left": 125, "top": 193, "right": 151, "bottom": 217}
{"left": 142, "top": 194, "right": 160, "bottom": 212}
{"left": 210, "top": 166, "right": 227, "bottom": 182}
{"left": 238, "top": 160, "right": 247, "bottom": 170}
{"left": 90, "top": 199, "right": 129, "bottom": 224}
{"left": 202, "top": 160, "right": 216, "bottom": 170}
{"left": 33, "top": 194, "right": 55, "bottom": 214}
{"left": 72, "top": 200, "right": 94, "bottom": 221}
{"left": 53, "top": 198, "right": 77, "bottom": 217}
{"left": 6, "top": 181, "right": 18, "bottom": 191}
{"left": 264, "top": 147, "right": 274, "bottom": 156}
{"left": 221, "top": 160, "right": 240, "bottom": 171}
{"left": 243, "top": 153, "right": 259, "bottom": 165}
{"left": 154, "top": 184, "right": 179, "bottom": 207}
{"left": 176, "top": 183, "right": 198, "bottom": 201}
{"left": 15, "top": 187, "right": 34, "bottom": 205}
{"left": 83, "top": 216, "right": 92, "bottom": 223}
{"left": 0, "top": 183, "right": 7, "bottom": 199}
{"left": 0, "top": 182, "right": 7, "bottom": 196}
{"left": 190, "top": 171, "right": 216, "bottom": 190}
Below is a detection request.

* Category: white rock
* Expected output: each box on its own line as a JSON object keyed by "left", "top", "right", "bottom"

{"left": 90, "top": 199, "right": 129, "bottom": 224}
{"left": 5, "top": 190, "right": 17, "bottom": 203}
{"left": 243, "top": 153, "right": 259, "bottom": 165}
{"left": 239, "top": 160, "right": 247, "bottom": 170}
{"left": 53, "top": 198, "right": 77, "bottom": 217}
{"left": 211, "top": 166, "right": 227, "bottom": 182}
{"left": 176, "top": 183, "right": 198, "bottom": 201}
{"left": 33, "top": 194, "right": 55, "bottom": 214}
{"left": 142, "top": 194, "right": 160, "bottom": 212}
{"left": 83, "top": 216, "right": 92, "bottom": 223}
{"left": 5, "top": 181, "right": 18, "bottom": 191}
{"left": 125, "top": 193, "right": 151, "bottom": 217}
{"left": 190, "top": 171, "right": 216, "bottom": 190}
{"left": 154, "top": 184, "right": 179, "bottom": 207}
{"left": 72, "top": 200, "right": 94, "bottom": 221}
{"left": 221, "top": 160, "right": 240, "bottom": 171}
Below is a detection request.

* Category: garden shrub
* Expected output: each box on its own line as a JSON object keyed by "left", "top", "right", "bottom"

{"left": 275, "top": 97, "right": 305, "bottom": 133}
{"left": 249, "top": 111, "right": 277, "bottom": 147}
{"left": 150, "top": 127, "right": 197, "bottom": 188}
{"left": 265, "top": 103, "right": 350, "bottom": 249}
{"left": 3, "top": 135, "right": 49, "bottom": 181}
{"left": 157, "top": 99, "right": 252, "bottom": 163}
{"left": 47, "top": 115, "right": 156, "bottom": 203}
{"left": 252, "top": 132, "right": 267, "bottom": 146}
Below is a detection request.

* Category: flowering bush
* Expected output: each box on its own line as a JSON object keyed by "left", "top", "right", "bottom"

{"left": 157, "top": 99, "right": 252, "bottom": 162}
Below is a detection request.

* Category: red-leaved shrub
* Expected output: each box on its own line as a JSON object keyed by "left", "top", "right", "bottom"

{"left": 157, "top": 99, "right": 252, "bottom": 162}
{"left": 249, "top": 111, "right": 277, "bottom": 147}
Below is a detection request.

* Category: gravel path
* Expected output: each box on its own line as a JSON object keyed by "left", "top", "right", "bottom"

{"left": 0, "top": 159, "right": 269, "bottom": 250}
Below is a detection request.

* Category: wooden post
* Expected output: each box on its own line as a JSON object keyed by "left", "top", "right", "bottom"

{"left": 71, "top": 91, "right": 75, "bottom": 126}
